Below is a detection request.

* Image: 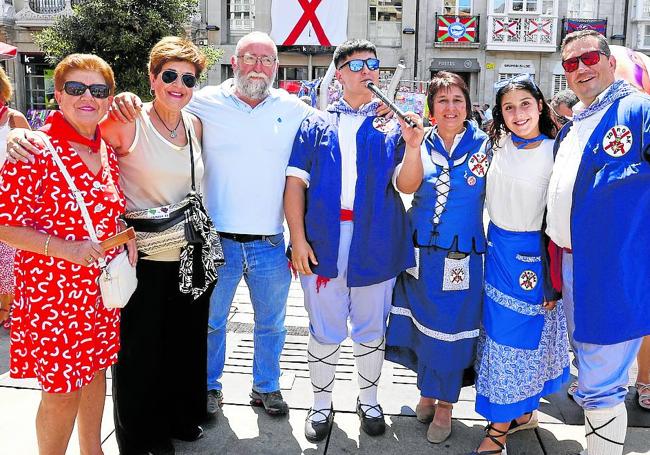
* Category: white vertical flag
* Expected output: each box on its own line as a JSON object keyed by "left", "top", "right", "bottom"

{"left": 270, "top": 0, "right": 349, "bottom": 46}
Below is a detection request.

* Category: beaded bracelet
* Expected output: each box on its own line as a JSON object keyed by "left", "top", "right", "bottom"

{"left": 44, "top": 234, "right": 52, "bottom": 257}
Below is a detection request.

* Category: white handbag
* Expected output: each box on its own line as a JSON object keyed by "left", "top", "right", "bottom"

{"left": 97, "top": 250, "right": 137, "bottom": 309}
{"left": 41, "top": 133, "right": 137, "bottom": 309}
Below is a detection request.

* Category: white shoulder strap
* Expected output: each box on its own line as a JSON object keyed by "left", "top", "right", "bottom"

{"left": 32, "top": 130, "right": 116, "bottom": 278}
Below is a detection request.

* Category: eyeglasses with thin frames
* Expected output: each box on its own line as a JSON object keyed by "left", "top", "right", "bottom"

{"left": 237, "top": 53, "right": 277, "bottom": 67}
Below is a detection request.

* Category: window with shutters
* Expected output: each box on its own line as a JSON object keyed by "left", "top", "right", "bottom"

{"left": 552, "top": 74, "right": 567, "bottom": 95}
{"left": 444, "top": 0, "right": 472, "bottom": 15}
{"left": 228, "top": 0, "right": 254, "bottom": 40}
{"left": 567, "top": 0, "right": 595, "bottom": 18}
{"left": 369, "top": 0, "right": 403, "bottom": 47}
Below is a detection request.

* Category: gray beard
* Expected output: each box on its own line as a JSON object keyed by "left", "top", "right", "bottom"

{"left": 235, "top": 72, "right": 274, "bottom": 100}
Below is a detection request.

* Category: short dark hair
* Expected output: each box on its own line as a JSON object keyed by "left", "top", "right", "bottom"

{"left": 561, "top": 30, "right": 610, "bottom": 59}
{"left": 550, "top": 89, "right": 579, "bottom": 109}
{"left": 333, "top": 39, "right": 377, "bottom": 69}
{"left": 427, "top": 71, "right": 472, "bottom": 121}
{"left": 488, "top": 77, "right": 558, "bottom": 147}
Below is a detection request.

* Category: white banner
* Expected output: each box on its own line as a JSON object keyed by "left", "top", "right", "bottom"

{"left": 270, "top": 0, "right": 348, "bottom": 46}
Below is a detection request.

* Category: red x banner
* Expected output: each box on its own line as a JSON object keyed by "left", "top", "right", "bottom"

{"left": 271, "top": 0, "right": 348, "bottom": 47}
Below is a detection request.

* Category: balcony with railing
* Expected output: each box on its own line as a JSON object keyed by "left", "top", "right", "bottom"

{"left": 486, "top": 14, "right": 558, "bottom": 51}
{"left": 14, "top": 0, "right": 85, "bottom": 26}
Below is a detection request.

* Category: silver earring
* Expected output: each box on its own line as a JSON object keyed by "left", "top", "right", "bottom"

{"left": 149, "top": 88, "right": 155, "bottom": 97}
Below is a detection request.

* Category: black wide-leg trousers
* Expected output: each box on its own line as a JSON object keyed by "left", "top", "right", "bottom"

{"left": 112, "top": 259, "right": 212, "bottom": 454}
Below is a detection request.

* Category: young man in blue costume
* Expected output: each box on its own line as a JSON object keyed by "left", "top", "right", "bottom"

{"left": 284, "top": 38, "right": 423, "bottom": 442}
{"left": 546, "top": 29, "right": 650, "bottom": 455}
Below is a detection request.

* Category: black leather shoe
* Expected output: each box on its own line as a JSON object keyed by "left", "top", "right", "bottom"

{"left": 171, "top": 425, "right": 204, "bottom": 442}
{"left": 304, "top": 406, "right": 334, "bottom": 442}
{"left": 250, "top": 389, "right": 289, "bottom": 415}
{"left": 356, "top": 398, "right": 386, "bottom": 436}
{"left": 206, "top": 389, "right": 224, "bottom": 418}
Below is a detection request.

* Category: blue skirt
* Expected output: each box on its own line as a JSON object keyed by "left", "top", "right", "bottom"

{"left": 386, "top": 246, "right": 483, "bottom": 403}
{"left": 475, "top": 223, "right": 569, "bottom": 422}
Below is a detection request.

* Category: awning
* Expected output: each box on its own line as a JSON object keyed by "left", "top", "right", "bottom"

{"left": 0, "top": 42, "right": 17, "bottom": 60}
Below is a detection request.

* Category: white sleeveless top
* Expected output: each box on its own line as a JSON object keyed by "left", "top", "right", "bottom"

{"left": 118, "top": 108, "right": 204, "bottom": 261}
{"left": 486, "top": 136, "right": 555, "bottom": 232}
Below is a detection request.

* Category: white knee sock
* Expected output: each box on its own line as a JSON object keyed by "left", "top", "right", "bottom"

{"left": 307, "top": 336, "right": 340, "bottom": 422}
{"left": 353, "top": 337, "right": 385, "bottom": 418}
{"left": 584, "top": 402, "right": 627, "bottom": 455}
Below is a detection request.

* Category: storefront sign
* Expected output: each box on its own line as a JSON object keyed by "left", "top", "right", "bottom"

{"left": 430, "top": 58, "right": 480, "bottom": 73}
{"left": 499, "top": 60, "right": 535, "bottom": 73}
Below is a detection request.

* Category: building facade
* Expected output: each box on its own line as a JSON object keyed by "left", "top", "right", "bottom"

{"left": 202, "top": 0, "right": 630, "bottom": 104}
{"left": 0, "top": 0, "right": 643, "bottom": 113}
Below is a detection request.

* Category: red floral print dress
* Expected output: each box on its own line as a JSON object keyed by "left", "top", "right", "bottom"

{"left": 0, "top": 115, "right": 126, "bottom": 393}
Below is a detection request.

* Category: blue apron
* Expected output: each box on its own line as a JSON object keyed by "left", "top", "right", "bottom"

{"left": 484, "top": 223, "right": 545, "bottom": 350}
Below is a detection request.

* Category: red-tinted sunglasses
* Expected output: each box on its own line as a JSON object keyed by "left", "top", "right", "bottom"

{"left": 561, "top": 50, "right": 607, "bottom": 73}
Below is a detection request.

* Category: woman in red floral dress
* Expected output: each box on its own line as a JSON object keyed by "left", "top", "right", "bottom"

{"left": 0, "top": 54, "right": 134, "bottom": 455}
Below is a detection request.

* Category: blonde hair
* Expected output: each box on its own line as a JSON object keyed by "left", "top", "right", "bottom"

{"left": 53, "top": 54, "right": 115, "bottom": 95}
{"left": 0, "top": 67, "right": 13, "bottom": 103}
{"left": 148, "top": 36, "right": 206, "bottom": 77}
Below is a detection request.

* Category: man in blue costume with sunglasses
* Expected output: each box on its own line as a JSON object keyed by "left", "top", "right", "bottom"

{"left": 284, "top": 38, "right": 423, "bottom": 442}
{"left": 547, "top": 29, "right": 650, "bottom": 455}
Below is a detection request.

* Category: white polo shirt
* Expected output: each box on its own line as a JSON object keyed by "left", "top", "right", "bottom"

{"left": 185, "top": 79, "right": 313, "bottom": 235}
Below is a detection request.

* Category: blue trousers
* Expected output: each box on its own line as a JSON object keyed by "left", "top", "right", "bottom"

{"left": 207, "top": 234, "right": 291, "bottom": 393}
{"left": 563, "top": 252, "right": 642, "bottom": 409}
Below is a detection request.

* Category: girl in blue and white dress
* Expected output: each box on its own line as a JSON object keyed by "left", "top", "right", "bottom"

{"left": 471, "top": 76, "right": 570, "bottom": 455}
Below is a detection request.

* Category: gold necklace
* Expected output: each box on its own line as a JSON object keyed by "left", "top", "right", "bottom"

{"left": 152, "top": 102, "right": 182, "bottom": 138}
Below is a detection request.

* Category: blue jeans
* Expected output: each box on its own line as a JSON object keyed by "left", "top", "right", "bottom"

{"left": 207, "top": 233, "right": 290, "bottom": 393}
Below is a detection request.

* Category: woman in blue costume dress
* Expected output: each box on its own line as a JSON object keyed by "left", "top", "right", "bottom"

{"left": 385, "top": 71, "right": 490, "bottom": 444}
{"left": 471, "top": 75, "right": 569, "bottom": 455}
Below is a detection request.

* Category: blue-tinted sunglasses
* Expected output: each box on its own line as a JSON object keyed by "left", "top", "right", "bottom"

{"left": 338, "top": 58, "right": 380, "bottom": 72}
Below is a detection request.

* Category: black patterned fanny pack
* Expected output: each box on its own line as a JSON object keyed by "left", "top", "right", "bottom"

{"left": 124, "top": 122, "right": 224, "bottom": 299}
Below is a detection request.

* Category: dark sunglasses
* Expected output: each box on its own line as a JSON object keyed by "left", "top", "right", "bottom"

{"left": 63, "top": 81, "right": 110, "bottom": 99}
{"left": 161, "top": 69, "right": 197, "bottom": 88}
{"left": 561, "top": 50, "right": 608, "bottom": 73}
{"left": 338, "top": 58, "right": 380, "bottom": 72}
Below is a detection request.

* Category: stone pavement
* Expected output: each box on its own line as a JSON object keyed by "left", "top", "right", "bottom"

{"left": 1, "top": 279, "right": 649, "bottom": 455}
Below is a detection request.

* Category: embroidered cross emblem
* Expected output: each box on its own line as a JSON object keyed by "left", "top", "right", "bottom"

{"left": 519, "top": 270, "right": 538, "bottom": 290}
{"left": 450, "top": 268, "right": 465, "bottom": 284}
{"left": 602, "top": 125, "right": 632, "bottom": 157}
{"left": 468, "top": 152, "right": 489, "bottom": 177}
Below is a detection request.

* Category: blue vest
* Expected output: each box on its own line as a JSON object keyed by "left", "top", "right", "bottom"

{"left": 555, "top": 92, "right": 650, "bottom": 344}
{"left": 289, "top": 111, "right": 414, "bottom": 287}
{"left": 409, "top": 122, "right": 490, "bottom": 253}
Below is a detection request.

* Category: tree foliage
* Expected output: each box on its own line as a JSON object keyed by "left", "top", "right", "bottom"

{"left": 35, "top": 0, "right": 222, "bottom": 98}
